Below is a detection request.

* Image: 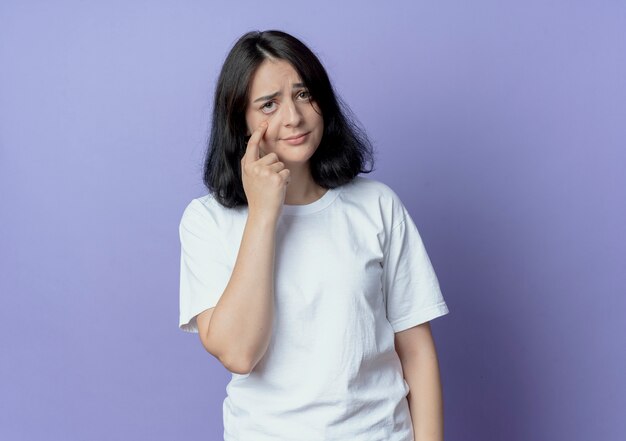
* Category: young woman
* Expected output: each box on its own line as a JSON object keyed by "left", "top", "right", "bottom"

{"left": 178, "top": 30, "right": 450, "bottom": 441}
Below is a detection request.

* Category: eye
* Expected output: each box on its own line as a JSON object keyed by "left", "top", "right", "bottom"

{"left": 260, "top": 101, "right": 276, "bottom": 114}
{"left": 297, "top": 90, "right": 311, "bottom": 100}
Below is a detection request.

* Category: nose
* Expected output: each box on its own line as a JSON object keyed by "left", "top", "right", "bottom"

{"left": 282, "top": 97, "right": 302, "bottom": 127}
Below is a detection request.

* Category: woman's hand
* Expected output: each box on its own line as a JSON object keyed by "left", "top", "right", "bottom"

{"left": 241, "top": 121, "right": 291, "bottom": 222}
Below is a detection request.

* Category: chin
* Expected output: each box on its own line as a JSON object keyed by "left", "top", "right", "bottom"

{"left": 275, "top": 144, "right": 319, "bottom": 161}
{"left": 280, "top": 153, "right": 315, "bottom": 166}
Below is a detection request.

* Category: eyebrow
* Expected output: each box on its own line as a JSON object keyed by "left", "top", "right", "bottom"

{"left": 253, "top": 83, "right": 306, "bottom": 103}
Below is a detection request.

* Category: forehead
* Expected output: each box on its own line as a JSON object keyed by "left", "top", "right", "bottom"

{"left": 249, "top": 59, "right": 303, "bottom": 95}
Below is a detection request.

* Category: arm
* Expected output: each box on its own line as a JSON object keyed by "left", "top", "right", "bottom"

{"left": 197, "top": 121, "right": 287, "bottom": 375}
{"left": 394, "top": 321, "right": 444, "bottom": 441}
{"left": 198, "top": 213, "right": 277, "bottom": 375}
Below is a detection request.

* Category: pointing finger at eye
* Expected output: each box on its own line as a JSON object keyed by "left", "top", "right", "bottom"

{"left": 243, "top": 121, "right": 268, "bottom": 164}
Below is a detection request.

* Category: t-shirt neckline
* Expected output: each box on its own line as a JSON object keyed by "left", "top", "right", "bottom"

{"left": 280, "top": 186, "right": 341, "bottom": 216}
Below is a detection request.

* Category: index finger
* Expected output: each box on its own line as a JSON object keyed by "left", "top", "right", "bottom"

{"left": 243, "top": 122, "right": 268, "bottom": 164}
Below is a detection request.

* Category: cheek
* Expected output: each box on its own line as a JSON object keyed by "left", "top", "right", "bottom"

{"left": 257, "top": 125, "right": 278, "bottom": 152}
{"left": 312, "top": 115, "right": 324, "bottom": 136}
{"left": 245, "top": 109, "right": 269, "bottom": 135}
{"left": 262, "top": 119, "right": 280, "bottom": 142}
{"left": 244, "top": 115, "right": 255, "bottom": 136}
{"left": 305, "top": 104, "right": 323, "bottom": 128}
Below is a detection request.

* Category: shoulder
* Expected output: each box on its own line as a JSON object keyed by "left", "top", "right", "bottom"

{"left": 342, "top": 176, "right": 402, "bottom": 202}
{"left": 181, "top": 192, "right": 243, "bottom": 220}
{"left": 340, "top": 176, "right": 407, "bottom": 229}
{"left": 179, "top": 192, "right": 245, "bottom": 233}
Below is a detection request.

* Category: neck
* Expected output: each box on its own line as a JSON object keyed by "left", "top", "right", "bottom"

{"left": 283, "top": 163, "right": 326, "bottom": 205}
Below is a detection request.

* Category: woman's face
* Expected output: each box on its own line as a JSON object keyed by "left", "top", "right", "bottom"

{"left": 245, "top": 58, "right": 324, "bottom": 165}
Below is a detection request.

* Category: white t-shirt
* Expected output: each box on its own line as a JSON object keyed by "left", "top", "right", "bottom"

{"left": 178, "top": 175, "right": 449, "bottom": 441}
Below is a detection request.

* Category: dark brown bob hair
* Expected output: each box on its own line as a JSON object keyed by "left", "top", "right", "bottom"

{"left": 203, "top": 29, "right": 375, "bottom": 208}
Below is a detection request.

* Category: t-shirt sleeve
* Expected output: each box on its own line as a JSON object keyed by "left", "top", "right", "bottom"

{"left": 178, "top": 199, "right": 232, "bottom": 333}
{"left": 381, "top": 202, "right": 450, "bottom": 333}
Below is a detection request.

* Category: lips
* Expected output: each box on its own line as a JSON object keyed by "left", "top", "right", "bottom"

{"left": 282, "top": 132, "right": 310, "bottom": 140}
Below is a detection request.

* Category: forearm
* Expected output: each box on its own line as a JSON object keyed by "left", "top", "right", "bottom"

{"left": 402, "top": 342, "right": 444, "bottom": 441}
{"left": 207, "top": 212, "right": 277, "bottom": 373}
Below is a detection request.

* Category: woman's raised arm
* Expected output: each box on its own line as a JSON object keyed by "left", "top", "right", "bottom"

{"left": 197, "top": 121, "right": 289, "bottom": 374}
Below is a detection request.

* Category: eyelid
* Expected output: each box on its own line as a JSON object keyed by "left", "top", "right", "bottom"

{"left": 259, "top": 90, "right": 310, "bottom": 113}
{"left": 260, "top": 101, "right": 276, "bottom": 115}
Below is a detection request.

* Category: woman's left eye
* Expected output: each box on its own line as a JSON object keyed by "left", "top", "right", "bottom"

{"left": 297, "top": 90, "right": 311, "bottom": 99}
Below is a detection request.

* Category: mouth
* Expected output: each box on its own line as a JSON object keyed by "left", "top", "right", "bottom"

{"left": 281, "top": 132, "right": 310, "bottom": 145}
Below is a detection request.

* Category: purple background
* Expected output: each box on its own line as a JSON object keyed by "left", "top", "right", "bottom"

{"left": 1, "top": 1, "right": 624, "bottom": 440}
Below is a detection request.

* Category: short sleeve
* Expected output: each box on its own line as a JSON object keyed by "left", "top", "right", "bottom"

{"left": 382, "top": 205, "right": 450, "bottom": 333}
{"left": 178, "top": 200, "right": 232, "bottom": 333}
